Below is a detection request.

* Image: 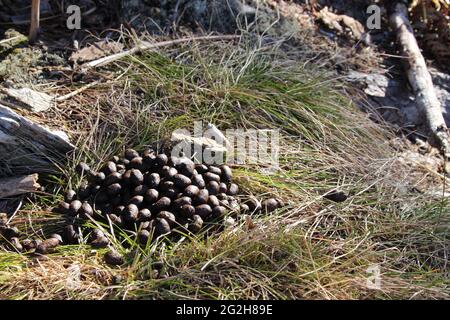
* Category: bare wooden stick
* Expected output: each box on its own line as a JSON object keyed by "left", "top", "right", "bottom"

{"left": 0, "top": 174, "right": 40, "bottom": 199}
{"left": 29, "top": 0, "right": 41, "bottom": 43}
{"left": 0, "top": 36, "right": 26, "bottom": 45}
{"left": 82, "top": 35, "right": 240, "bottom": 70}
{"left": 390, "top": 3, "right": 450, "bottom": 157}
{"left": 55, "top": 80, "right": 101, "bottom": 102}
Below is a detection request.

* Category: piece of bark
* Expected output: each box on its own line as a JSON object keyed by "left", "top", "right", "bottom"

{"left": 0, "top": 174, "right": 40, "bottom": 199}
{"left": 0, "top": 104, "right": 74, "bottom": 175}
{"left": 390, "top": 3, "right": 450, "bottom": 157}
{"left": 1, "top": 87, "right": 54, "bottom": 112}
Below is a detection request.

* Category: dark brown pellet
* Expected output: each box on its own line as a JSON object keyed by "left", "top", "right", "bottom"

{"left": 65, "top": 190, "right": 77, "bottom": 202}
{"left": 104, "top": 250, "right": 124, "bottom": 266}
{"left": 144, "top": 189, "right": 159, "bottom": 204}
{"left": 195, "top": 204, "right": 212, "bottom": 219}
{"left": 184, "top": 185, "right": 200, "bottom": 198}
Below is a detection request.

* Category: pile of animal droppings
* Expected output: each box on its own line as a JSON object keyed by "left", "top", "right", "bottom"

{"left": 1, "top": 148, "right": 284, "bottom": 265}
{"left": 56, "top": 149, "right": 283, "bottom": 260}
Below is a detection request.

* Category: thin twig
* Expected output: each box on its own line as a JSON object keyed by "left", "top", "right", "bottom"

{"left": 6, "top": 198, "right": 23, "bottom": 225}
{"left": 55, "top": 80, "right": 102, "bottom": 102}
{"left": 81, "top": 34, "right": 240, "bottom": 70}
{"left": 0, "top": 36, "right": 25, "bottom": 45}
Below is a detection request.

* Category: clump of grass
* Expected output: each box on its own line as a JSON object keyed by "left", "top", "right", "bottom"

{"left": 0, "top": 32, "right": 448, "bottom": 300}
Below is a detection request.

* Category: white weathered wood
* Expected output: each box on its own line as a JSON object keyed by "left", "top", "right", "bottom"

{"left": 0, "top": 104, "right": 74, "bottom": 175}
{"left": 1, "top": 87, "right": 54, "bottom": 112}
{"left": 0, "top": 174, "right": 40, "bottom": 199}
{"left": 390, "top": 3, "right": 450, "bottom": 157}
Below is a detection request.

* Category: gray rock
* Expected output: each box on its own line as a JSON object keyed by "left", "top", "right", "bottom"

{"left": 346, "top": 69, "right": 450, "bottom": 132}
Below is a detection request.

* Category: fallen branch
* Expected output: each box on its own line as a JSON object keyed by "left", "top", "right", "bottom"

{"left": 390, "top": 3, "right": 450, "bottom": 158}
{"left": 81, "top": 34, "right": 240, "bottom": 70}
{"left": 0, "top": 174, "right": 40, "bottom": 199}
